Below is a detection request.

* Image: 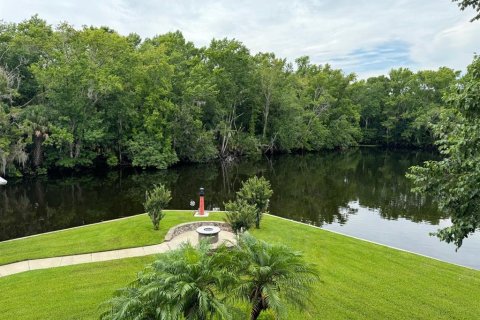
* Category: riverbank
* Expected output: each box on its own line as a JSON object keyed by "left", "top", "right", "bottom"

{"left": 0, "top": 211, "right": 479, "bottom": 319}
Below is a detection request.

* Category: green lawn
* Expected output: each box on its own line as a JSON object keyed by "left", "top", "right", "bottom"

{"left": 0, "top": 256, "right": 156, "bottom": 320}
{"left": 0, "top": 211, "right": 223, "bottom": 265}
{"left": 0, "top": 214, "right": 479, "bottom": 319}
{"left": 250, "top": 217, "right": 480, "bottom": 319}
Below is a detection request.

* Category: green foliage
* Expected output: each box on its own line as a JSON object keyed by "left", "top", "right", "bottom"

{"left": 127, "top": 133, "right": 178, "bottom": 169}
{"left": 0, "top": 15, "right": 465, "bottom": 176}
{"left": 294, "top": 57, "right": 361, "bottom": 151}
{"left": 236, "top": 176, "right": 273, "bottom": 228}
{"left": 354, "top": 67, "right": 458, "bottom": 147}
{"left": 235, "top": 233, "right": 319, "bottom": 320}
{"left": 2, "top": 215, "right": 480, "bottom": 320}
{"left": 407, "top": 56, "right": 480, "bottom": 248}
{"left": 144, "top": 184, "right": 171, "bottom": 230}
{"left": 223, "top": 199, "right": 258, "bottom": 233}
{"left": 101, "top": 241, "right": 239, "bottom": 320}
{"left": 101, "top": 233, "right": 317, "bottom": 320}
{"left": 171, "top": 104, "right": 218, "bottom": 163}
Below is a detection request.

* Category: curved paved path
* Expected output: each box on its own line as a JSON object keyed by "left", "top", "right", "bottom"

{"left": 0, "top": 230, "right": 236, "bottom": 278}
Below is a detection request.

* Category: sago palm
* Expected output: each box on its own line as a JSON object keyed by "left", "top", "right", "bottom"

{"left": 235, "top": 233, "right": 319, "bottom": 320}
{"left": 101, "top": 241, "right": 238, "bottom": 320}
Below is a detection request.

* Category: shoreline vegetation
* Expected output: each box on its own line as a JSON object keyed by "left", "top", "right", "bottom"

{"left": 0, "top": 211, "right": 478, "bottom": 319}
{"left": 0, "top": 15, "right": 463, "bottom": 177}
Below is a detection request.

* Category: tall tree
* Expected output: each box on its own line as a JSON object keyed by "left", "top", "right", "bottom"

{"left": 407, "top": 56, "right": 480, "bottom": 247}
{"left": 352, "top": 75, "right": 389, "bottom": 144}
{"left": 295, "top": 57, "right": 360, "bottom": 150}
{"left": 205, "top": 39, "right": 258, "bottom": 158}
{"left": 254, "top": 53, "right": 289, "bottom": 141}
{"left": 0, "top": 64, "right": 29, "bottom": 175}
{"left": 31, "top": 24, "right": 135, "bottom": 168}
{"left": 126, "top": 36, "right": 178, "bottom": 169}
{"left": 149, "top": 31, "right": 218, "bottom": 162}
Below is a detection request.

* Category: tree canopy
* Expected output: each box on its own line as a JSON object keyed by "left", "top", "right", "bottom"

{"left": 407, "top": 56, "right": 480, "bottom": 248}
{"left": 0, "top": 16, "right": 461, "bottom": 176}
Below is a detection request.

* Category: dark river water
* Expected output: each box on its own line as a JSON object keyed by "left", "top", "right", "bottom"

{"left": 1, "top": 149, "right": 479, "bottom": 269}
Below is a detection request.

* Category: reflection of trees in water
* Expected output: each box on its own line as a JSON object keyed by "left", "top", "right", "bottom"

{"left": 0, "top": 174, "right": 149, "bottom": 241}
{"left": 171, "top": 158, "right": 270, "bottom": 210}
{"left": 352, "top": 149, "right": 444, "bottom": 223}
{"left": 0, "top": 180, "right": 79, "bottom": 240}
{"left": 266, "top": 149, "right": 443, "bottom": 226}
{"left": 266, "top": 152, "right": 361, "bottom": 226}
{"left": 0, "top": 150, "right": 443, "bottom": 240}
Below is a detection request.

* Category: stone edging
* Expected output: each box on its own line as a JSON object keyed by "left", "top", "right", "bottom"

{"left": 164, "top": 221, "right": 232, "bottom": 241}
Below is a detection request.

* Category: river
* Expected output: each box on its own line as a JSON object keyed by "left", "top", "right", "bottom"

{"left": 0, "top": 148, "right": 479, "bottom": 269}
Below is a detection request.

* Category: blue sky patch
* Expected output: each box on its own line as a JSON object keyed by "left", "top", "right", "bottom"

{"left": 329, "top": 40, "right": 415, "bottom": 75}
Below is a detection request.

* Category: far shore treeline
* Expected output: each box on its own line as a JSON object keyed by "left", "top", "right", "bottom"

{"left": 0, "top": 16, "right": 463, "bottom": 176}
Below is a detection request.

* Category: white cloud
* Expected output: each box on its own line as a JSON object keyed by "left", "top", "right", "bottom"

{"left": 1, "top": 0, "right": 479, "bottom": 77}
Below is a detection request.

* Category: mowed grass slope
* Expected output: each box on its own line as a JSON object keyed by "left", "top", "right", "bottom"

{"left": 0, "top": 211, "right": 223, "bottom": 265}
{"left": 0, "top": 214, "right": 479, "bottom": 319}
{"left": 251, "top": 216, "right": 480, "bottom": 320}
{"left": 0, "top": 256, "right": 155, "bottom": 320}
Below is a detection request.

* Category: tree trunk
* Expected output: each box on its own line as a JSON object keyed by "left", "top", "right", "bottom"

{"left": 75, "top": 141, "right": 81, "bottom": 158}
{"left": 250, "top": 298, "right": 266, "bottom": 320}
{"left": 250, "top": 304, "right": 262, "bottom": 320}
{"left": 250, "top": 290, "right": 265, "bottom": 320}
{"left": 262, "top": 97, "right": 270, "bottom": 139}
{"left": 32, "top": 131, "right": 46, "bottom": 168}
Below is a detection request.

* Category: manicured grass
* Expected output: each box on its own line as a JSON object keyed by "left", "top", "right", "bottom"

{"left": 250, "top": 216, "right": 480, "bottom": 319}
{"left": 0, "top": 211, "right": 223, "bottom": 265}
{"left": 0, "top": 214, "right": 479, "bottom": 319}
{"left": 0, "top": 256, "right": 155, "bottom": 320}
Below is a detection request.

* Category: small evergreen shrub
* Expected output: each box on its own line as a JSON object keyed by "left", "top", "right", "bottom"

{"left": 224, "top": 199, "right": 258, "bottom": 234}
{"left": 236, "top": 176, "right": 273, "bottom": 228}
{"left": 144, "top": 184, "right": 171, "bottom": 230}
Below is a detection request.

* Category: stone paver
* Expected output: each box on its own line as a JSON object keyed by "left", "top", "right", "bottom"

{"left": 0, "top": 229, "right": 236, "bottom": 278}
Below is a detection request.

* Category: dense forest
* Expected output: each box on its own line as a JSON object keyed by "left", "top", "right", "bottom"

{"left": 0, "top": 16, "right": 462, "bottom": 176}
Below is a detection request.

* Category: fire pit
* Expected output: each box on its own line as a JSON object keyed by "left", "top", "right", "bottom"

{"left": 196, "top": 225, "right": 221, "bottom": 244}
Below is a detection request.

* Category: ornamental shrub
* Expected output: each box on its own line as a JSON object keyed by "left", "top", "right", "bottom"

{"left": 236, "top": 176, "right": 273, "bottom": 228}
{"left": 144, "top": 184, "right": 171, "bottom": 230}
{"left": 224, "top": 199, "right": 258, "bottom": 234}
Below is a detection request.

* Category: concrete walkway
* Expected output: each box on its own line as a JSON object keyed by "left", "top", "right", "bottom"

{"left": 0, "top": 230, "right": 236, "bottom": 278}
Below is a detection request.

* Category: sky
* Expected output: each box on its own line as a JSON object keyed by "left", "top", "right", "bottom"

{"left": 1, "top": 0, "right": 479, "bottom": 78}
